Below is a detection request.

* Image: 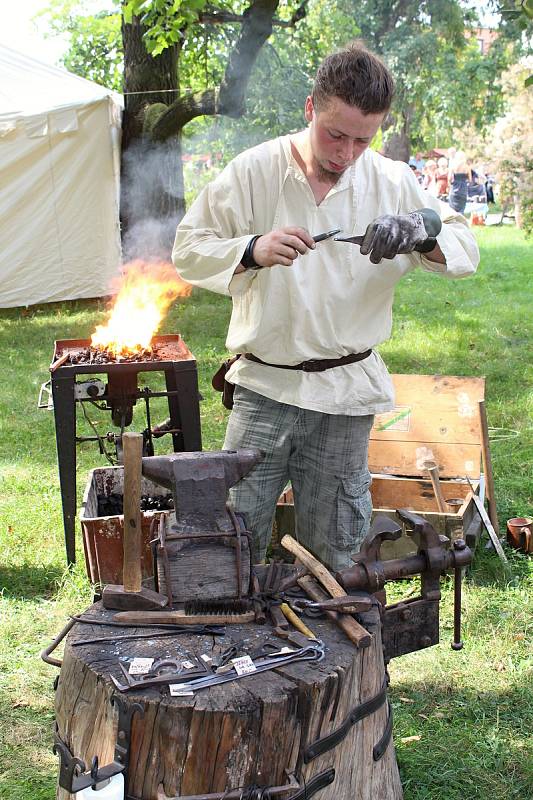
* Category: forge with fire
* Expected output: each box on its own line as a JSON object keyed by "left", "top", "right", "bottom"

{"left": 47, "top": 260, "right": 201, "bottom": 566}
{"left": 44, "top": 260, "right": 476, "bottom": 800}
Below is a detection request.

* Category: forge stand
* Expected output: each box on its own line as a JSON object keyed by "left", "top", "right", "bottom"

{"left": 50, "top": 335, "right": 202, "bottom": 565}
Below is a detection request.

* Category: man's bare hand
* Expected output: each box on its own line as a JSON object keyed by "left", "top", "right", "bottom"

{"left": 253, "top": 227, "right": 315, "bottom": 267}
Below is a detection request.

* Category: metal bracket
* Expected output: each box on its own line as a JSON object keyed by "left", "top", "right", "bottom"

{"left": 38, "top": 380, "right": 53, "bottom": 410}
{"left": 54, "top": 693, "right": 144, "bottom": 794}
{"left": 146, "top": 768, "right": 335, "bottom": 800}
{"left": 303, "top": 678, "right": 387, "bottom": 763}
{"left": 382, "top": 596, "right": 439, "bottom": 661}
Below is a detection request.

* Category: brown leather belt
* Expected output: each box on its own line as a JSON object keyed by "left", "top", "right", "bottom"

{"left": 244, "top": 350, "right": 372, "bottom": 373}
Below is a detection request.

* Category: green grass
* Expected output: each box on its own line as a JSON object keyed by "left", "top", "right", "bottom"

{"left": 0, "top": 224, "right": 532, "bottom": 798}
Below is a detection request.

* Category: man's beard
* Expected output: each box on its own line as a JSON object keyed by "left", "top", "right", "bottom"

{"left": 316, "top": 161, "right": 345, "bottom": 183}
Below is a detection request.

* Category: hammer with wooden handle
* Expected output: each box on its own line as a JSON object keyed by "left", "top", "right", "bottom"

{"left": 102, "top": 432, "right": 169, "bottom": 611}
{"left": 280, "top": 535, "right": 372, "bottom": 648}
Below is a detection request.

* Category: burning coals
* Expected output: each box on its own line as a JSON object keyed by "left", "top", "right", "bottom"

{"left": 67, "top": 345, "right": 159, "bottom": 365}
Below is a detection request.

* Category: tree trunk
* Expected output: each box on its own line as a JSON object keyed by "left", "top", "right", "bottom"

{"left": 381, "top": 109, "right": 412, "bottom": 163}
{"left": 120, "top": 16, "right": 185, "bottom": 259}
{"left": 55, "top": 602, "right": 403, "bottom": 800}
{"left": 118, "top": 1, "right": 287, "bottom": 261}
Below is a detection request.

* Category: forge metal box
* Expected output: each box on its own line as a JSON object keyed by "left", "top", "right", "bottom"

{"left": 275, "top": 374, "right": 485, "bottom": 558}
{"left": 80, "top": 466, "right": 170, "bottom": 586}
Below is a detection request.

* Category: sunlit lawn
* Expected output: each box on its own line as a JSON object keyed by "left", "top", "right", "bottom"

{"left": 0, "top": 223, "right": 531, "bottom": 799}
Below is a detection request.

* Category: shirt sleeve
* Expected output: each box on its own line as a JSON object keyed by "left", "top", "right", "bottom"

{"left": 172, "top": 157, "right": 258, "bottom": 297}
{"left": 399, "top": 164, "right": 479, "bottom": 278}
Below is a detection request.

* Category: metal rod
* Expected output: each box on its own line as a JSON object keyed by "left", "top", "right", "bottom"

{"left": 451, "top": 566, "right": 464, "bottom": 651}
{"left": 40, "top": 618, "right": 77, "bottom": 667}
{"left": 478, "top": 400, "right": 500, "bottom": 534}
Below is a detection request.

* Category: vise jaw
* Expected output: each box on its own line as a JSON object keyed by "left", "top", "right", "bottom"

{"left": 336, "top": 510, "right": 472, "bottom": 661}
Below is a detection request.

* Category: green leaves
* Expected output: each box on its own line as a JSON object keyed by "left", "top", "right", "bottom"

{"left": 123, "top": 0, "right": 212, "bottom": 54}
{"left": 37, "top": 1, "right": 123, "bottom": 90}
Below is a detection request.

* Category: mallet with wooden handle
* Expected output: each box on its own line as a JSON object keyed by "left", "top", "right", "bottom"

{"left": 103, "top": 432, "right": 169, "bottom": 610}
{"left": 280, "top": 535, "right": 372, "bottom": 648}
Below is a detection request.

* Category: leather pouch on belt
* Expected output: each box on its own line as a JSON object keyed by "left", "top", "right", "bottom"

{"left": 212, "top": 355, "right": 241, "bottom": 410}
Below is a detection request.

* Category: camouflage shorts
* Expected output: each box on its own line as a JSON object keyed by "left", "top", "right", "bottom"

{"left": 223, "top": 385, "right": 374, "bottom": 571}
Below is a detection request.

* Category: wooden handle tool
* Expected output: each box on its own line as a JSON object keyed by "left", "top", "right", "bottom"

{"left": 424, "top": 460, "right": 447, "bottom": 513}
{"left": 281, "top": 535, "right": 372, "bottom": 648}
{"left": 279, "top": 603, "right": 317, "bottom": 639}
{"left": 102, "top": 431, "right": 168, "bottom": 611}
{"left": 122, "top": 432, "right": 144, "bottom": 592}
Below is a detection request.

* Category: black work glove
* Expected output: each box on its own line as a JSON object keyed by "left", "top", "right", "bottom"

{"left": 360, "top": 208, "right": 442, "bottom": 264}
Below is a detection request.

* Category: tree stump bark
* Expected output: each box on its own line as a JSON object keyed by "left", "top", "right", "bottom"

{"left": 55, "top": 602, "right": 403, "bottom": 800}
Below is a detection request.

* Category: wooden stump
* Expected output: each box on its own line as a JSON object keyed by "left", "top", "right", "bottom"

{"left": 55, "top": 603, "right": 403, "bottom": 800}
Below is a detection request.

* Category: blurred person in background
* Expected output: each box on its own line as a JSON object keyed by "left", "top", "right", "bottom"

{"left": 422, "top": 159, "right": 438, "bottom": 195}
{"left": 448, "top": 150, "right": 472, "bottom": 214}
{"left": 435, "top": 156, "right": 449, "bottom": 200}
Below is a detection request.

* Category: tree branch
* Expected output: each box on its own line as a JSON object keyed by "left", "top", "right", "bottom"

{"left": 152, "top": 0, "right": 305, "bottom": 139}
{"left": 199, "top": 1, "right": 308, "bottom": 28}
{"left": 149, "top": 89, "right": 218, "bottom": 140}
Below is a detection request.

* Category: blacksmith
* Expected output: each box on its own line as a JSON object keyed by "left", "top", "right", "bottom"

{"left": 172, "top": 42, "right": 479, "bottom": 571}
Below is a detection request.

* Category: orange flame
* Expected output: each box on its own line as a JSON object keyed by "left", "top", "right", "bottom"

{"left": 91, "top": 260, "right": 192, "bottom": 357}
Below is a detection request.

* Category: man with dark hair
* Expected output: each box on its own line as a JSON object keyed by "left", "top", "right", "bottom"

{"left": 173, "top": 42, "right": 478, "bottom": 570}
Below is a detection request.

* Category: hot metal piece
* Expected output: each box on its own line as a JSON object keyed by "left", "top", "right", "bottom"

{"left": 312, "top": 229, "right": 341, "bottom": 242}
{"left": 333, "top": 234, "right": 364, "bottom": 245}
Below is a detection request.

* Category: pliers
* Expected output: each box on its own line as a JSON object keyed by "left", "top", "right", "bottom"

{"left": 286, "top": 594, "right": 372, "bottom": 614}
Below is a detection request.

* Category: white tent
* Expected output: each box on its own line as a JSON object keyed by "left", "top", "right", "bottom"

{"left": 0, "top": 45, "right": 122, "bottom": 308}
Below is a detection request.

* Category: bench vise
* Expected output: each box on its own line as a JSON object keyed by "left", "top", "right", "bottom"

{"left": 336, "top": 509, "right": 472, "bottom": 662}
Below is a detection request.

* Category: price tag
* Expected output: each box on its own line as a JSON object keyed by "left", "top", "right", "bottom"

{"left": 182, "top": 660, "right": 195, "bottom": 670}
{"left": 231, "top": 656, "right": 257, "bottom": 676}
{"left": 128, "top": 658, "right": 154, "bottom": 675}
{"left": 169, "top": 684, "right": 195, "bottom": 697}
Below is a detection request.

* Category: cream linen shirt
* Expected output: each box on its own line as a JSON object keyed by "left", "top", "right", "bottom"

{"left": 173, "top": 136, "right": 479, "bottom": 415}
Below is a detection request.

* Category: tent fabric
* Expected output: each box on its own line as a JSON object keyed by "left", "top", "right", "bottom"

{"left": 0, "top": 45, "right": 122, "bottom": 308}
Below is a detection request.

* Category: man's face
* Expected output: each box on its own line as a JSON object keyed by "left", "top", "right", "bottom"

{"left": 305, "top": 95, "right": 385, "bottom": 180}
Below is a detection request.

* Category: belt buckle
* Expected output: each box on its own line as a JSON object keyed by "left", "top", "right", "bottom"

{"left": 302, "top": 360, "right": 324, "bottom": 373}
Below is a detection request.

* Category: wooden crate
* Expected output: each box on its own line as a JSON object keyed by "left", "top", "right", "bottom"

{"left": 275, "top": 374, "right": 485, "bottom": 559}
